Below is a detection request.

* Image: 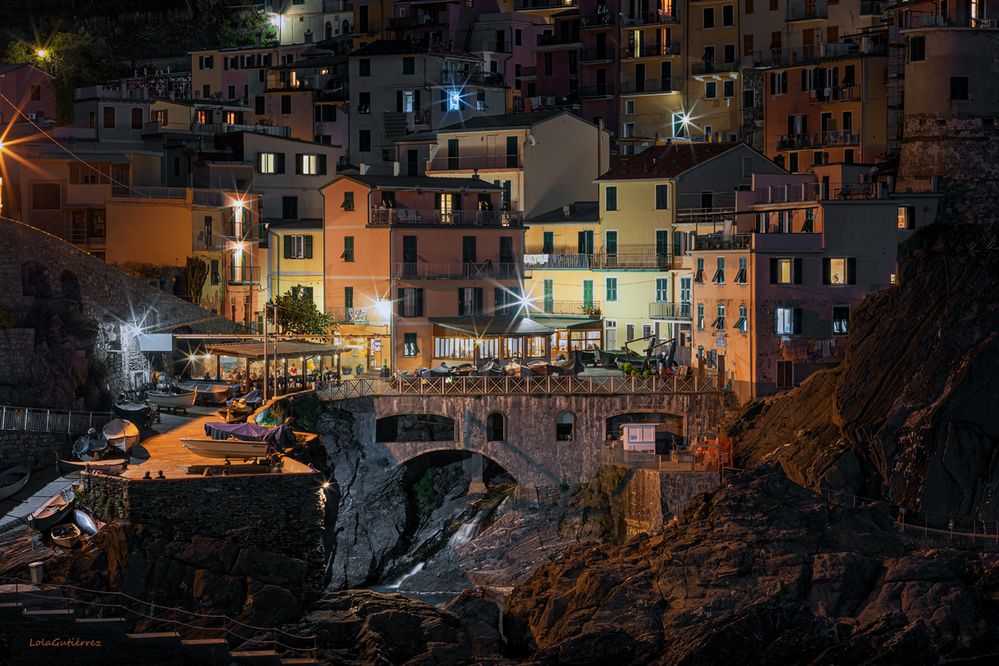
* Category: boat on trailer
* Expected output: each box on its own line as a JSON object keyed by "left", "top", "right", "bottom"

{"left": 56, "top": 455, "right": 128, "bottom": 476}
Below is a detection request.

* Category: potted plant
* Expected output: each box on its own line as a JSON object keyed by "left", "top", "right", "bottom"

{"left": 380, "top": 364, "right": 390, "bottom": 378}
{"left": 355, "top": 363, "right": 364, "bottom": 376}
{"left": 342, "top": 366, "right": 352, "bottom": 376}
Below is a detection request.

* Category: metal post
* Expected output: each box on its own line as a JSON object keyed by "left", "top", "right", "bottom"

{"left": 46, "top": 410, "right": 50, "bottom": 432}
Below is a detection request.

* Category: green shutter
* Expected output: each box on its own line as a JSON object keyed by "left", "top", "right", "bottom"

{"left": 304, "top": 235, "right": 313, "bottom": 258}
{"left": 283, "top": 235, "right": 292, "bottom": 258}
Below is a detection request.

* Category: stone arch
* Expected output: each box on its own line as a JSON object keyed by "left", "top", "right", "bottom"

{"left": 21, "top": 260, "right": 52, "bottom": 298}
{"left": 486, "top": 411, "right": 505, "bottom": 442}
{"left": 376, "top": 413, "right": 456, "bottom": 442}
{"left": 393, "top": 445, "right": 522, "bottom": 485}
{"left": 325, "top": 21, "right": 333, "bottom": 40}
{"left": 555, "top": 411, "right": 575, "bottom": 442}
{"left": 59, "top": 269, "right": 83, "bottom": 304}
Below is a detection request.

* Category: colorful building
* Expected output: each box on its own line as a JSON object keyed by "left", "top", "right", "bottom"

{"left": 689, "top": 164, "right": 940, "bottom": 401}
{"left": 0, "top": 63, "right": 56, "bottom": 129}
{"left": 684, "top": 0, "right": 741, "bottom": 142}
{"left": 266, "top": 218, "right": 325, "bottom": 317}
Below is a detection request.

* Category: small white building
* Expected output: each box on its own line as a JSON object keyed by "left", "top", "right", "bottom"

{"left": 622, "top": 423, "right": 657, "bottom": 453}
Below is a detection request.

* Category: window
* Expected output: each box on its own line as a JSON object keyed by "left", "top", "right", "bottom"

{"left": 556, "top": 412, "right": 574, "bottom": 441}
{"left": 281, "top": 95, "right": 292, "bottom": 114}
{"left": 775, "top": 307, "right": 801, "bottom": 335}
{"left": 298, "top": 154, "right": 320, "bottom": 175}
{"left": 255, "top": 95, "right": 265, "bottom": 115}
{"left": 770, "top": 71, "right": 788, "bottom": 95}
{"left": 401, "top": 89, "right": 415, "bottom": 113}
{"left": 605, "top": 186, "right": 618, "bottom": 211}
{"left": 282, "top": 196, "right": 298, "bottom": 220}
{"left": 604, "top": 230, "right": 618, "bottom": 257}
{"left": 655, "top": 184, "right": 669, "bottom": 210}
{"left": 342, "top": 236, "right": 355, "bottom": 262}
{"left": 898, "top": 206, "right": 915, "bottom": 230}
{"left": 458, "top": 288, "right": 484, "bottom": 316}
{"left": 655, "top": 278, "right": 668, "bottom": 302}
{"left": 909, "top": 36, "right": 925, "bottom": 62}
{"left": 102, "top": 106, "right": 115, "bottom": 129}
{"left": 735, "top": 256, "right": 747, "bottom": 284}
{"left": 358, "top": 92, "right": 371, "bottom": 113}
{"left": 723, "top": 4, "right": 734, "bottom": 26}
{"left": 823, "top": 257, "right": 856, "bottom": 285}
{"left": 950, "top": 76, "right": 969, "bottom": 100}
{"left": 476, "top": 89, "right": 486, "bottom": 111}
{"left": 258, "top": 152, "right": 282, "bottom": 174}
{"left": 487, "top": 412, "right": 505, "bottom": 441}
{"left": 283, "top": 234, "right": 313, "bottom": 259}
{"left": 694, "top": 257, "right": 705, "bottom": 283}
{"left": 697, "top": 303, "right": 705, "bottom": 330}
{"left": 735, "top": 305, "right": 748, "bottom": 333}
{"left": 358, "top": 59, "right": 370, "bottom": 76}
{"left": 605, "top": 277, "right": 618, "bottom": 302}
{"left": 746, "top": 0, "right": 754, "bottom": 12}
{"left": 832, "top": 306, "right": 850, "bottom": 335}
{"left": 744, "top": 34, "right": 754, "bottom": 57}
{"left": 743, "top": 89, "right": 754, "bottom": 110}
{"left": 31, "top": 183, "right": 60, "bottom": 209}
{"left": 403, "top": 57, "right": 415, "bottom": 74}
{"left": 622, "top": 122, "right": 635, "bottom": 138}
{"left": 703, "top": 7, "right": 715, "bottom": 28}
{"left": 705, "top": 82, "right": 717, "bottom": 99}
{"left": 712, "top": 257, "right": 725, "bottom": 284}
{"left": 625, "top": 99, "right": 636, "bottom": 115}
{"left": 770, "top": 257, "right": 802, "bottom": 285}
{"left": 515, "top": 29, "right": 522, "bottom": 46}
{"left": 359, "top": 129, "right": 371, "bottom": 152}
{"left": 769, "top": 0, "right": 778, "bottom": 9}
{"left": 724, "top": 80, "right": 735, "bottom": 98}
{"left": 403, "top": 333, "right": 419, "bottom": 356}
{"left": 446, "top": 89, "right": 462, "bottom": 112}
{"left": 543, "top": 279, "right": 554, "bottom": 313}
{"left": 228, "top": 85, "right": 236, "bottom": 100}
{"left": 776, "top": 360, "right": 794, "bottom": 389}
{"left": 398, "top": 288, "right": 424, "bottom": 317}
{"left": 582, "top": 280, "right": 594, "bottom": 308}
{"left": 130, "top": 107, "right": 143, "bottom": 130}
{"left": 713, "top": 304, "right": 726, "bottom": 330}
{"left": 29, "top": 84, "right": 41, "bottom": 101}
{"left": 673, "top": 113, "right": 687, "bottom": 138}
{"left": 544, "top": 52, "right": 553, "bottom": 76}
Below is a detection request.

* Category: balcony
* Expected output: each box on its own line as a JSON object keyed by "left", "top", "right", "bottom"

{"left": 580, "top": 49, "right": 615, "bottom": 63}
{"left": 530, "top": 300, "right": 601, "bottom": 316}
{"left": 777, "top": 131, "right": 860, "bottom": 149}
{"left": 388, "top": 14, "right": 444, "bottom": 30}
{"left": 369, "top": 208, "right": 525, "bottom": 227}
{"left": 693, "top": 234, "right": 752, "bottom": 251}
{"left": 394, "top": 262, "right": 523, "bottom": 280}
{"left": 621, "top": 42, "right": 680, "bottom": 59}
{"left": 70, "top": 230, "right": 106, "bottom": 247}
{"left": 580, "top": 11, "right": 615, "bottom": 29}
{"left": 753, "top": 42, "right": 887, "bottom": 68}
{"left": 515, "top": 0, "right": 578, "bottom": 9}
{"left": 810, "top": 85, "right": 859, "bottom": 103}
{"left": 690, "top": 60, "right": 739, "bottom": 76}
{"left": 859, "top": 0, "right": 884, "bottom": 14}
{"left": 536, "top": 34, "right": 581, "bottom": 49}
{"left": 649, "top": 302, "right": 692, "bottom": 321}
{"left": 427, "top": 154, "right": 521, "bottom": 171}
{"left": 620, "top": 78, "right": 680, "bottom": 95}
{"left": 676, "top": 207, "right": 737, "bottom": 226}
{"left": 328, "top": 307, "right": 376, "bottom": 325}
{"left": 228, "top": 264, "right": 260, "bottom": 285}
{"left": 525, "top": 247, "right": 672, "bottom": 270}
{"left": 898, "top": 13, "right": 999, "bottom": 29}
{"left": 787, "top": 0, "right": 828, "bottom": 21}
{"left": 441, "top": 70, "right": 506, "bottom": 87}
{"left": 578, "top": 84, "right": 615, "bottom": 98}
{"left": 621, "top": 11, "right": 680, "bottom": 26}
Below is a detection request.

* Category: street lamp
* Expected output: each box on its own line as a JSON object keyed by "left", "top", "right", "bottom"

{"left": 36, "top": 49, "right": 47, "bottom": 59}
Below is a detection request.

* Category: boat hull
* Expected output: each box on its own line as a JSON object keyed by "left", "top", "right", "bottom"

{"left": 0, "top": 465, "right": 31, "bottom": 500}
{"left": 148, "top": 390, "right": 198, "bottom": 409}
{"left": 51, "top": 523, "right": 81, "bottom": 548}
{"left": 29, "top": 495, "right": 75, "bottom": 532}
{"left": 73, "top": 509, "right": 103, "bottom": 536}
{"left": 103, "top": 418, "right": 139, "bottom": 452}
{"left": 180, "top": 437, "right": 269, "bottom": 460}
{"left": 56, "top": 456, "right": 127, "bottom": 476}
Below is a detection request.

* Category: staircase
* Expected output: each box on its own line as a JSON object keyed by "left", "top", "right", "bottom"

{"left": 0, "top": 583, "right": 317, "bottom": 664}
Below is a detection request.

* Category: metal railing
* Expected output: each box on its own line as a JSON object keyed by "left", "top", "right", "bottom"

{"left": 536, "top": 34, "right": 581, "bottom": 48}
{"left": 753, "top": 42, "right": 887, "bottom": 67}
{"left": 620, "top": 78, "right": 681, "bottom": 94}
{"left": 578, "top": 84, "right": 615, "bottom": 97}
{"left": 0, "top": 405, "right": 112, "bottom": 435}
{"left": 810, "top": 85, "right": 860, "bottom": 103}
{"left": 318, "top": 374, "right": 726, "bottom": 400}
{"left": 426, "top": 154, "right": 521, "bottom": 171}
{"left": 528, "top": 300, "right": 601, "bottom": 316}
{"left": 228, "top": 264, "right": 261, "bottom": 285}
{"left": 690, "top": 60, "right": 739, "bottom": 76}
{"left": 111, "top": 184, "right": 187, "bottom": 199}
{"left": 524, "top": 249, "right": 672, "bottom": 270}
{"left": 787, "top": 0, "right": 828, "bottom": 21}
{"left": 649, "top": 301, "right": 692, "bottom": 320}
{"left": 515, "top": 0, "right": 579, "bottom": 9}
{"left": 580, "top": 49, "right": 615, "bottom": 62}
{"left": 621, "top": 11, "right": 680, "bottom": 26}
{"left": 328, "top": 307, "right": 376, "bottom": 324}
{"left": 598, "top": 449, "right": 720, "bottom": 473}
{"left": 394, "top": 261, "right": 523, "bottom": 280}
{"left": 693, "top": 233, "right": 752, "bottom": 251}
{"left": 622, "top": 42, "right": 681, "bottom": 58}
{"left": 369, "top": 208, "right": 524, "bottom": 227}
{"left": 580, "top": 11, "right": 616, "bottom": 27}
{"left": 778, "top": 131, "right": 860, "bottom": 149}
{"left": 675, "top": 207, "right": 736, "bottom": 225}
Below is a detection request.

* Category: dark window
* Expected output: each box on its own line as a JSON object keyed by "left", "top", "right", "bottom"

{"left": 723, "top": 4, "right": 734, "bottom": 25}
{"left": 544, "top": 53, "right": 553, "bottom": 76}
{"left": 358, "top": 58, "right": 371, "bottom": 76}
{"left": 776, "top": 360, "right": 794, "bottom": 389}
{"left": 832, "top": 306, "right": 850, "bottom": 335}
{"left": 102, "top": 106, "right": 115, "bottom": 129}
{"left": 342, "top": 192, "right": 355, "bottom": 211}
{"left": 210, "top": 259, "right": 221, "bottom": 285}
{"left": 397, "top": 288, "right": 424, "bottom": 317}
{"left": 359, "top": 129, "right": 371, "bottom": 152}
{"left": 255, "top": 96, "right": 265, "bottom": 115}
{"left": 403, "top": 332, "right": 419, "bottom": 356}
{"left": 131, "top": 107, "right": 143, "bottom": 130}
{"left": 342, "top": 236, "right": 355, "bottom": 261}
{"left": 909, "top": 36, "right": 925, "bottom": 62}
{"left": 950, "top": 76, "right": 969, "bottom": 100}
{"left": 358, "top": 92, "right": 371, "bottom": 113}
{"left": 556, "top": 411, "right": 574, "bottom": 441}
{"left": 487, "top": 412, "right": 505, "bottom": 441}
{"left": 403, "top": 57, "right": 415, "bottom": 75}
{"left": 655, "top": 184, "right": 668, "bottom": 209}
{"left": 31, "top": 183, "right": 60, "bottom": 209}
{"left": 506, "top": 135, "right": 518, "bottom": 167}
{"left": 344, "top": 286, "right": 353, "bottom": 309}
{"left": 542, "top": 231, "right": 554, "bottom": 254}
{"left": 703, "top": 7, "right": 714, "bottom": 28}
{"left": 605, "top": 186, "right": 617, "bottom": 211}
{"left": 281, "top": 95, "right": 292, "bottom": 114}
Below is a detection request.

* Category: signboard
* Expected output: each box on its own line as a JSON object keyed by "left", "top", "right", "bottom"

{"left": 138, "top": 334, "right": 173, "bottom": 352}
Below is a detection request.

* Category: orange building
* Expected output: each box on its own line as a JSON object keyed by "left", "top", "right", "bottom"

{"left": 763, "top": 45, "right": 888, "bottom": 172}
{"left": 322, "top": 174, "right": 528, "bottom": 372}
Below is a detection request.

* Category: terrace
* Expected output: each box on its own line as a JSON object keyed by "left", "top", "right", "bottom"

{"left": 369, "top": 208, "right": 525, "bottom": 227}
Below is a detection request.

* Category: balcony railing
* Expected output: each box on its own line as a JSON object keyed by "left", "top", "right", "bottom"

{"left": 753, "top": 42, "right": 887, "bottom": 67}
{"left": 394, "top": 262, "right": 523, "bottom": 280}
{"left": 898, "top": 13, "right": 999, "bottom": 29}
{"left": 388, "top": 14, "right": 444, "bottom": 29}
{"left": 578, "top": 84, "right": 615, "bottom": 98}
{"left": 580, "top": 11, "right": 616, "bottom": 28}
{"left": 112, "top": 184, "right": 187, "bottom": 199}
{"left": 328, "top": 307, "right": 374, "bottom": 325}
{"left": 580, "top": 49, "right": 615, "bottom": 63}
{"left": 515, "top": 0, "right": 579, "bottom": 9}
{"left": 690, "top": 60, "right": 739, "bottom": 76}
{"left": 426, "top": 154, "right": 521, "bottom": 171}
{"left": 622, "top": 42, "right": 680, "bottom": 58}
{"left": 70, "top": 231, "right": 106, "bottom": 246}
{"left": 228, "top": 264, "right": 260, "bottom": 285}
{"left": 620, "top": 78, "right": 680, "bottom": 94}
{"left": 441, "top": 70, "right": 506, "bottom": 87}
{"left": 369, "top": 208, "right": 524, "bottom": 227}
{"left": 537, "top": 33, "right": 581, "bottom": 48}
{"left": 693, "top": 234, "right": 752, "bottom": 251}
{"left": 787, "top": 0, "right": 828, "bottom": 21}
{"left": 810, "top": 85, "right": 859, "bottom": 103}
{"left": 778, "top": 131, "right": 860, "bottom": 149}
{"left": 621, "top": 11, "right": 680, "bottom": 26}
{"left": 524, "top": 248, "right": 672, "bottom": 270}
{"left": 649, "top": 302, "right": 692, "bottom": 321}
{"left": 529, "top": 300, "right": 601, "bottom": 316}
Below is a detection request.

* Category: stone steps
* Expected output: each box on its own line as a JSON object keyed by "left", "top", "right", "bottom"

{"left": 231, "top": 649, "right": 283, "bottom": 664}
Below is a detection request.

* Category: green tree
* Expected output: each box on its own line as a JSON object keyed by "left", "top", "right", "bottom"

{"left": 269, "top": 287, "right": 336, "bottom": 337}
{"left": 185, "top": 257, "right": 209, "bottom": 306}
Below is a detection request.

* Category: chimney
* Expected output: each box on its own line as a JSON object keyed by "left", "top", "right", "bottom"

{"left": 562, "top": 205, "right": 571, "bottom": 219}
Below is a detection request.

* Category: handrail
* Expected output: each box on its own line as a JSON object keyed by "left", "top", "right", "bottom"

{"left": 0, "top": 405, "right": 113, "bottom": 434}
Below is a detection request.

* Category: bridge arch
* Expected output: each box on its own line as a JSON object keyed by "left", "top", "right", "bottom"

{"left": 376, "top": 412, "right": 456, "bottom": 443}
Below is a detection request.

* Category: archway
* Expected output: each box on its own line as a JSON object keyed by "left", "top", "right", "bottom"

{"left": 486, "top": 412, "right": 505, "bottom": 442}
{"left": 556, "top": 411, "right": 574, "bottom": 441}
{"left": 376, "top": 414, "right": 456, "bottom": 442}
{"left": 21, "top": 261, "right": 52, "bottom": 298}
{"left": 325, "top": 21, "right": 333, "bottom": 40}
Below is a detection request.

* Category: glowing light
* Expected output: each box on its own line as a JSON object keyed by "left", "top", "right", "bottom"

{"left": 447, "top": 89, "right": 462, "bottom": 112}
{"left": 35, "top": 49, "right": 47, "bottom": 59}
{"left": 0, "top": 140, "right": 4, "bottom": 151}
{"left": 373, "top": 299, "right": 391, "bottom": 320}
{"left": 321, "top": 481, "right": 331, "bottom": 490}
{"left": 269, "top": 14, "right": 281, "bottom": 27}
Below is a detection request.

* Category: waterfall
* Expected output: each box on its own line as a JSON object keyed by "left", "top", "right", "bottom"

{"left": 386, "top": 562, "right": 425, "bottom": 590}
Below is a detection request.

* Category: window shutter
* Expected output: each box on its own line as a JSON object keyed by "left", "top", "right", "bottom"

{"left": 474, "top": 288, "right": 483, "bottom": 314}
{"left": 434, "top": 192, "right": 442, "bottom": 209}
{"left": 793, "top": 258, "right": 803, "bottom": 284}
{"left": 396, "top": 90, "right": 403, "bottom": 112}
{"left": 276, "top": 153, "right": 286, "bottom": 174}
{"left": 458, "top": 289, "right": 465, "bottom": 316}
{"left": 318, "top": 154, "right": 327, "bottom": 175}
{"left": 283, "top": 235, "right": 292, "bottom": 259}
{"left": 494, "top": 287, "right": 503, "bottom": 312}
{"left": 822, "top": 258, "right": 831, "bottom": 285}
{"left": 295, "top": 154, "right": 303, "bottom": 175}
{"left": 769, "top": 258, "right": 778, "bottom": 284}
{"left": 397, "top": 289, "right": 404, "bottom": 316}
{"left": 256, "top": 152, "right": 263, "bottom": 172}
{"left": 415, "top": 289, "right": 424, "bottom": 316}
{"left": 847, "top": 257, "right": 857, "bottom": 285}
{"left": 793, "top": 308, "right": 803, "bottom": 335}
{"left": 304, "top": 235, "right": 313, "bottom": 258}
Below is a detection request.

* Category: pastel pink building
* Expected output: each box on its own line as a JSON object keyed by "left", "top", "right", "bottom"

{"left": 0, "top": 64, "right": 56, "bottom": 127}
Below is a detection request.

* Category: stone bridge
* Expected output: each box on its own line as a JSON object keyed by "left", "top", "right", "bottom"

{"left": 323, "top": 378, "right": 734, "bottom": 489}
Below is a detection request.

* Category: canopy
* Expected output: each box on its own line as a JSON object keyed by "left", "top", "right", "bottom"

{"left": 429, "top": 316, "right": 555, "bottom": 337}
{"left": 204, "top": 422, "right": 294, "bottom": 449}
{"left": 528, "top": 316, "right": 602, "bottom": 330}
{"left": 204, "top": 340, "right": 342, "bottom": 360}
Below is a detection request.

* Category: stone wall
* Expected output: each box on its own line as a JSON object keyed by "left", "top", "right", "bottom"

{"left": 80, "top": 469, "right": 330, "bottom": 625}
{"left": 597, "top": 464, "right": 720, "bottom": 539}
{"left": 0, "top": 430, "right": 68, "bottom": 472}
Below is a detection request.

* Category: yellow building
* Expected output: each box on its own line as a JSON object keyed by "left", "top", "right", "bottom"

{"left": 266, "top": 219, "right": 325, "bottom": 315}
{"left": 684, "top": 0, "right": 741, "bottom": 141}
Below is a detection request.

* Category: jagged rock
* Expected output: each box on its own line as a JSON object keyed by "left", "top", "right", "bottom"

{"left": 503, "top": 466, "right": 999, "bottom": 665}
{"left": 192, "top": 569, "right": 246, "bottom": 612}
{"left": 247, "top": 581, "right": 302, "bottom": 627}
{"left": 171, "top": 535, "right": 239, "bottom": 573}
{"left": 233, "top": 548, "right": 308, "bottom": 587}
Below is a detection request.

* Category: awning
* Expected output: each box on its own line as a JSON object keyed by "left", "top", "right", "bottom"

{"left": 529, "top": 316, "right": 602, "bottom": 330}
{"left": 430, "top": 316, "right": 555, "bottom": 337}
{"left": 204, "top": 340, "right": 343, "bottom": 360}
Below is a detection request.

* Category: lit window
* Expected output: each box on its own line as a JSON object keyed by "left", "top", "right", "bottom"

{"left": 828, "top": 258, "right": 847, "bottom": 285}
{"left": 832, "top": 306, "right": 850, "bottom": 335}
{"left": 259, "top": 152, "right": 277, "bottom": 174}
{"left": 697, "top": 303, "right": 705, "bottom": 330}
{"left": 402, "top": 90, "right": 415, "bottom": 113}
{"left": 897, "top": 206, "right": 914, "bottom": 230}
{"left": 300, "top": 154, "right": 318, "bottom": 175}
{"left": 771, "top": 258, "right": 794, "bottom": 285}
{"left": 447, "top": 89, "right": 462, "bottom": 112}
{"left": 734, "top": 305, "right": 748, "bottom": 333}
{"left": 775, "top": 307, "right": 799, "bottom": 335}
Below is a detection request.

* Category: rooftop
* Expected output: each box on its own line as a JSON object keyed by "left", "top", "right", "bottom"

{"left": 597, "top": 142, "right": 745, "bottom": 181}
{"left": 350, "top": 39, "right": 480, "bottom": 59}
{"left": 339, "top": 174, "right": 501, "bottom": 191}
{"left": 435, "top": 110, "right": 571, "bottom": 133}
{"left": 528, "top": 201, "right": 599, "bottom": 223}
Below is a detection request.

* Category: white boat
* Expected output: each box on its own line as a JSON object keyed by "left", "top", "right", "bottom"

{"left": 74, "top": 509, "right": 104, "bottom": 536}
{"left": 180, "top": 383, "right": 233, "bottom": 405}
{"left": 147, "top": 388, "right": 198, "bottom": 410}
{"left": 103, "top": 418, "right": 139, "bottom": 452}
{"left": 0, "top": 465, "right": 30, "bottom": 500}
{"left": 180, "top": 437, "right": 270, "bottom": 460}
{"left": 50, "top": 523, "right": 81, "bottom": 548}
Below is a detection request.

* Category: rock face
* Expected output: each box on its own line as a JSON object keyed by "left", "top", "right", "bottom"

{"left": 730, "top": 223, "right": 999, "bottom": 524}
{"left": 504, "top": 466, "right": 999, "bottom": 665}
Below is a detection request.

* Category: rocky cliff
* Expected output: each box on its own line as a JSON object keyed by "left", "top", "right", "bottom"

{"left": 504, "top": 466, "right": 999, "bottom": 665}
{"left": 730, "top": 223, "right": 999, "bottom": 525}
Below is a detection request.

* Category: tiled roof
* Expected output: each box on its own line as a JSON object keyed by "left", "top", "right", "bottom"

{"left": 597, "top": 142, "right": 745, "bottom": 180}
{"left": 527, "top": 201, "right": 599, "bottom": 224}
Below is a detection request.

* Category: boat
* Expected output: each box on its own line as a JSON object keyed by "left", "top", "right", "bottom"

{"left": 50, "top": 523, "right": 81, "bottom": 548}
{"left": 180, "top": 438, "right": 270, "bottom": 460}
{"left": 56, "top": 455, "right": 127, "bottom": 476}
{"left": 0, "top": 465, "right": 31, "bottom": 500}
{"left": 115, "top": 400, "right": 154, "bottom": 429}
{"left": 28, "top": 493, "right": 75, "bottom": 531}
{"left": 180, "top": 421, "right": 295, "bottom": 460}
{"left": 595, "top": 348, "right": 642, "bottom": 368}
{"left": 73, "top": 509, "right": 103, "bottom": 536}
{"left": 180, "top": 382, "right": 233, "bottom": 405}
{"left": 552, "top": 352, "right": 583, "bottom": 376}
{"left": 616, "top": 358, "right": 647, "bottom": 372}
{"left": 72, "top": 429, "right": 109, "bottom": 461}
{"left": 102, "top": 418, "right": 139, "bottom": 453}
{"left": 527, "top": 360, "right": 558, "bottom": 377}
{"left": 147, "top": 388, "right": 198, "bottom": 410}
